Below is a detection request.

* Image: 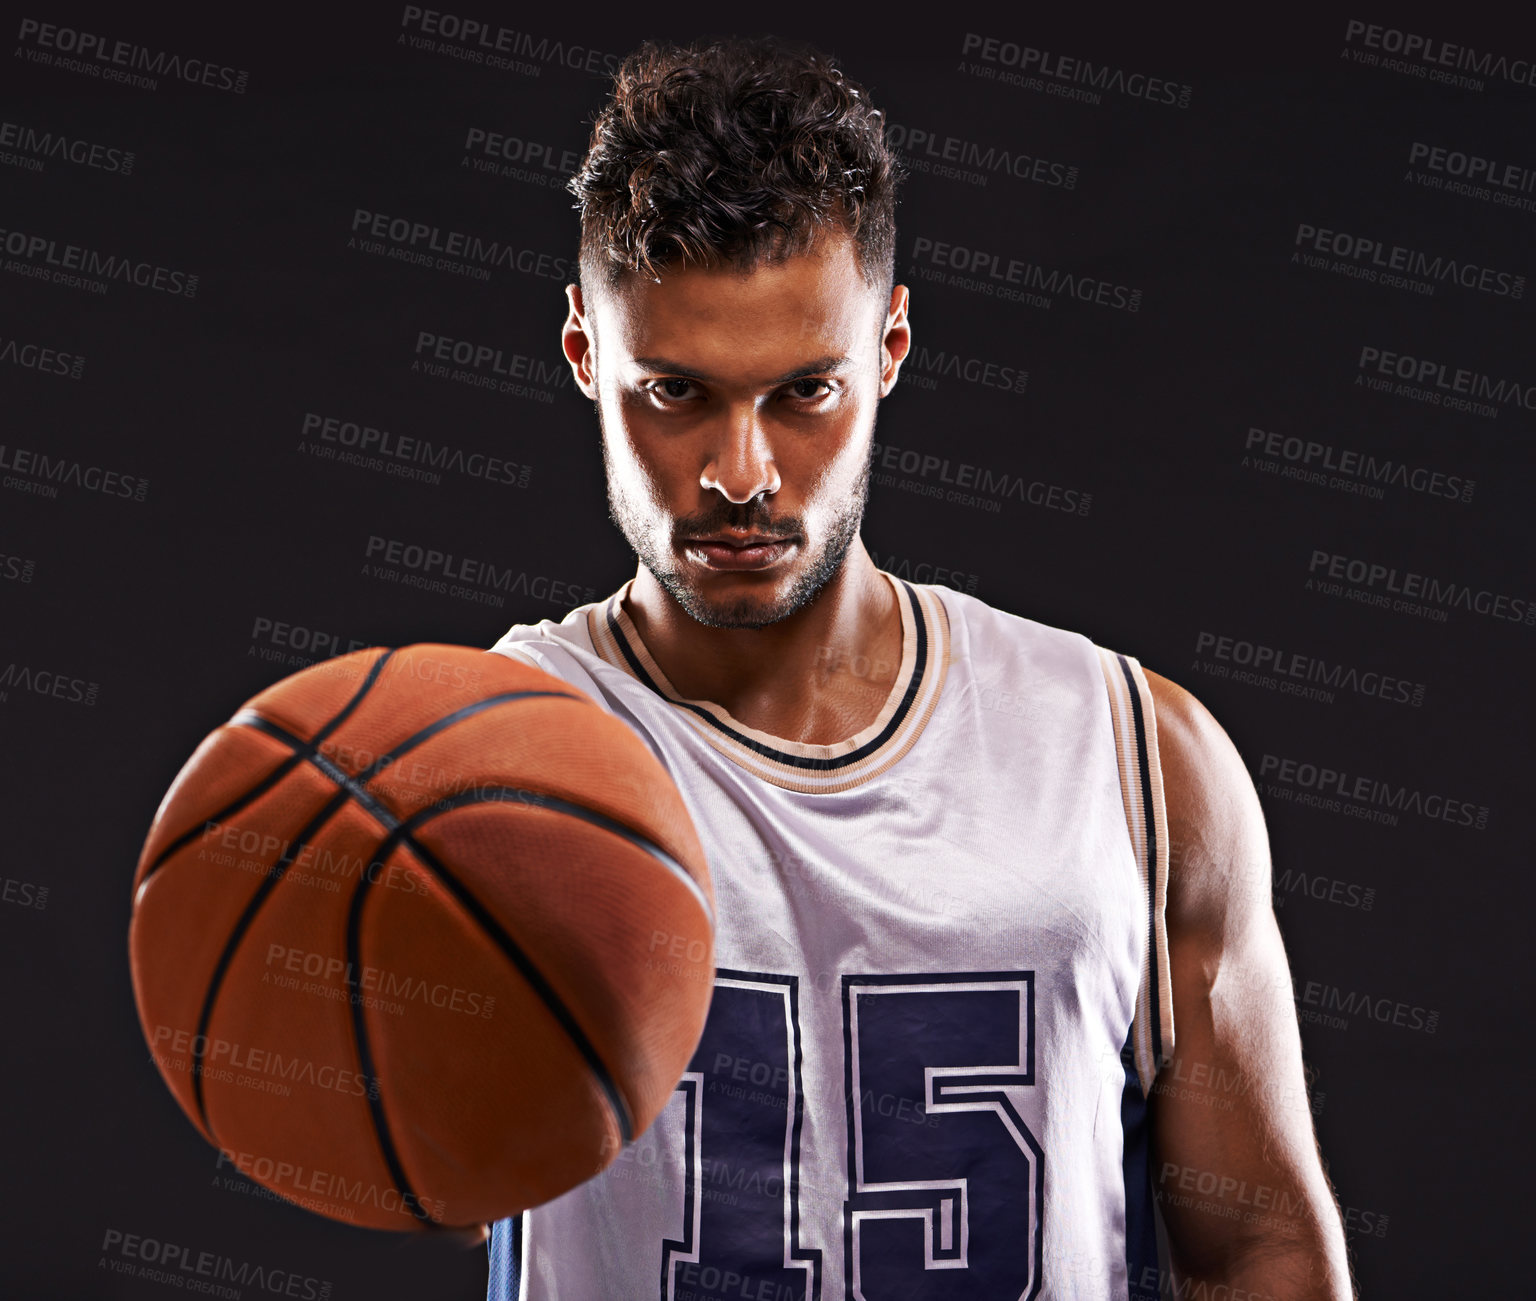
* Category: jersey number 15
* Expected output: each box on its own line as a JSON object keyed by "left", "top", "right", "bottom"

{"left": 660, "top": 970, "right": 1043, "bottom": 1301}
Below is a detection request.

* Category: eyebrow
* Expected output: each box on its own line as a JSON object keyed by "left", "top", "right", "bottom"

{"left": 630, "top": 354, "right": 851, "bottom": 385}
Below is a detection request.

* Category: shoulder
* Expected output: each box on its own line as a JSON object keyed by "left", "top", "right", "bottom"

{"left": 486, "top": 591, "right": 626, "bottom": 709}
{"left": 1141, "top": 669, "right": 1273, "bottom": 930}
{"left": 923, "top": 581, "right": 1100, "bottom": 678}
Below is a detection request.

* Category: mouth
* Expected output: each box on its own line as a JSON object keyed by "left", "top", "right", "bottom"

{"left": 681, "top": 533, "right": 799, "bottom": 572}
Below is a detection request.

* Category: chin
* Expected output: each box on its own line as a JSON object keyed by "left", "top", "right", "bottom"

{"left": 678, "top": 580, "right": 796, "bottom": 630}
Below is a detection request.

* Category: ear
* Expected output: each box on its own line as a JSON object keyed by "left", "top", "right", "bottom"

{"left": 878, "top": 283, "right": 911, "bottom": 398}
{"left": 561, "top": 284, "right": 599, "bottom": 400}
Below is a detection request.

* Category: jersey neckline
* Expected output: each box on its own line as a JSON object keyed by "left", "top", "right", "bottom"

{"left": 585, "top": 570, "right": 950, "bottom": 794}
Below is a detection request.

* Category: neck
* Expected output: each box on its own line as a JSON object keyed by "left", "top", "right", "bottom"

{"left": 621, "top": 540, "right": 901, "bottom": 744}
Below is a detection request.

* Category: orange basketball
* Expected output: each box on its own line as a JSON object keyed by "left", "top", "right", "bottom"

{"left": 128, "top": 644, "right": 715, "bottom": 1231}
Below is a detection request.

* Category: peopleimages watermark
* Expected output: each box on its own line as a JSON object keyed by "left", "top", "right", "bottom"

{"left": 1405, "top": 140, "right": 1536, "bottom": 216}
{"left": 98, "top": 1228, "right": 330, "bottom": 1299}
{"left": 958, "top": 33, "right": 1192, "bottom": 108}
{"left": 1295, "top": 975, "right": 1439, "bottom": 1035}
{"left": 361, "top": 533, "right": 599, "bottom": 610}
{"left": 1258, "top": 753, "right": 1490, "bottom": 832}
{"left": 1341, "top": 19, "right": 1536, "bottom": 93}
{"left": 349, "top": 208, "right": 572, "bottom": 284}
{"left": 1, "top": 875, "right": 49, "bottom": 910}
{"left": 0, "top": 225, "right": 197, "bottom": 297}
{"left": 263, "top": 942, "right": 497, "bottom": 1019}
{"left": 910, "top": 235, "right": 1141, "bottom": 312}
{"left": 298, "top": 411, "right": 532, "bottom": 489}
{"left": 0, "top": 442, "right": 147, "bottom": 503}
{"left": 398, "top": 6, "right": 623, "bottom": 77}
{"left": 0, "top": 333, "right": 84, "bottom": 379}
{"left": 865, "top": 547, "right": 981, "bottom": 595}
{"left": 1191, "top": 629, "right": 1426, "bottom": 708}
{"left": 0, "top": 550, "right": 37, "bottom": 583}
{"left": 248, "top": 614, "right": 370, "bottom": 668}
{"left": 1292, "top": 222, "right": 1524, "bottom": 299}
{"left": 886, "top": 120, "right": 1078, "bottom": 190}
{"left": 215, "top": 1148, "right": 448, "bottom": 1223}
{"left": 1306, "top": 549, "right": 1532, "bottom": 627}
{"left": 871, "top": 440, "right": 1091, "bottom": 517}
{"left": 15, "top": 19, "right": 249, "bottom": 93}
{"left": 0, "top": 661, "right": 99, "bottom": 707}
{"left": 461, "top": 125, "right": 580, "bottom": 185}
{"left": 1355, "top": 345, "right": 1535, "bottom": 418}
{"left": 1243, "top": 425, "right": 1473, "bottom": 505}
{"left": 1273, "top": 867, "right": 1375, "bottom": 914}
{"left": 149, "top": 1023, "right": 382, "bottom": 1101}
{"left": 0, "top": 118, "right": 134, "bottom": 175}
{"left": 411, "top": 330, "right": 568, "bottom": 402}
{"left": 899, "top": 345, "right": 1028, "bottom": 397}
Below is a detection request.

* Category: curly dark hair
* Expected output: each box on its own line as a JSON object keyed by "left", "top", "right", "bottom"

{"left": 570, "top": 35, "right": 903, "bottom": 297}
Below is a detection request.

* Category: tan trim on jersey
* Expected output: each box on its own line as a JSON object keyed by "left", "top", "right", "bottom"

{"left": 1097, "top": 646, "right": 1176, "bottom": 1098}
{"left": 585, "top": 571, "right": 949, "bottom": 794}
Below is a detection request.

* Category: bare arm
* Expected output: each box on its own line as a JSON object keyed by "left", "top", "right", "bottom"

{"left": 1145, "top": 670, "right": 1353, "bottom": 1299}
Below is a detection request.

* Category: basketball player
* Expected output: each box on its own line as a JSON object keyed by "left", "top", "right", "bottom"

{"left": 482, "top": 37, "right": 1353, "bottom": 1301}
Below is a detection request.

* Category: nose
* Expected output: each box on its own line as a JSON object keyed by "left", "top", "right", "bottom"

{"left": 699, "top": 404, "right": 781, "bottom": 504}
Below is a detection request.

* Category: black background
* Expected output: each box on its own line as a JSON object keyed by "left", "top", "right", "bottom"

{"left": 3, "top": 5, "right": 1532, "bottom": 1297}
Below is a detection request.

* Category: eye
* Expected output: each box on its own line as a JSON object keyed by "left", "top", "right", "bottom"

{"left": 787, "top": 378, "right": 833, "bottom": 401}
{"left": 644, "top": 377, "right": 701, "bottom": 403}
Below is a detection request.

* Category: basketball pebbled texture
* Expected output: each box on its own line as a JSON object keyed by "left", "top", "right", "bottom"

{"left": 128, "top": 644, "right": 716, "bottom": 1230}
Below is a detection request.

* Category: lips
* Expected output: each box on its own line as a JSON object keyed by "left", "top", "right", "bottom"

{"left": 687, "top": 533, "right": 789, "bottom": 549}
{"left": 682, "top": 533, "right": 798, "bottom": 572}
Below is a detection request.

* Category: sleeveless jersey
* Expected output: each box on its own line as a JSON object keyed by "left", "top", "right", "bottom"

{"left": 483, "top": 570, "right": 1174, "bottom": 1301}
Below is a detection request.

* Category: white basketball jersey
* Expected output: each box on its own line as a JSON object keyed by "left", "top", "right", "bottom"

{"left": 484, "top": 570, "right": 1174, "bottom": 1301}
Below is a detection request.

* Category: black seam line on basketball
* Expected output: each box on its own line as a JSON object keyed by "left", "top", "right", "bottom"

{"left": 188, "top": 687, "right": 569, "bottom": 1129}
{"left": 603, "top": 578, "right": 930, "bottom": 772}
{"left": 343, "top": 847, "right": 430, "bottom": 1222}
{"left": 229, "top": 689, "right": 585, "bottom": 819}
{"left": 222, "top": 701, "right": 645, "bottom": 1145}
{"left": 234, "top": 688, "right": 585, "bottom": 786}
{"left": 394, "top": 786, "right": 713, "bottom": 928}
{"left": 189, "top": 785, "right": 354, "bottom": 1128}
{"left": 377, "top": 823, "right": 636, "bottom": 1146}
{"left": 1118, "top": 654, "right": 1163, "bottom": 1070}
{"left": 221, "top": 721, "right": 617, "bottom": 1222}
{"left": 139, "top": 649, "right": 397, "bottom": 886}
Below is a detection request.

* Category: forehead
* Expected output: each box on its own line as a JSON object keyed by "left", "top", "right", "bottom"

{"left": 592, "top": 233, "right": 883, "bottom": 371}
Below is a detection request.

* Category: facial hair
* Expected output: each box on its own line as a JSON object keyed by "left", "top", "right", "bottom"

{"left": 599, "top": 411, "right": 872, "bottom": 630}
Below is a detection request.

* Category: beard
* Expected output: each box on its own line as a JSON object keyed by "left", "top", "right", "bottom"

{"left": 600, "top": 420, "right": 872, "bottom": 631}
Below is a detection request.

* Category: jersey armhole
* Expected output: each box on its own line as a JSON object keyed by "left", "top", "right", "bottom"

{"left": 491, "top": 647, "right": 538, "bottom": 671}
{"left": 1095, "top": 646, "right": 1175, "bottom": 1098}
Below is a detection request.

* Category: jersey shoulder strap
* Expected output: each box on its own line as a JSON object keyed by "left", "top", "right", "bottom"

{"left": 1095, "top": 646, "right": 1175, "bottom": 1097}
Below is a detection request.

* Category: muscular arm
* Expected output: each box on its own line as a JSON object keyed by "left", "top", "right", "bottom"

{"left": 1144, "top": 670, "right": 1353, "bottom": 1300}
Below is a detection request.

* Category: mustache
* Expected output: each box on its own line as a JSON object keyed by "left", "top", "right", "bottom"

{"left": 674, "top": 504, "right": 802, "bottom": 539}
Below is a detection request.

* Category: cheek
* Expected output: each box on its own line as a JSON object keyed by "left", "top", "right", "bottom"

{"left": 601, "top": 399, "right": 677, "bottom": 508}
{"left": 798, "top": 423, "right": 872, "bottom": 516}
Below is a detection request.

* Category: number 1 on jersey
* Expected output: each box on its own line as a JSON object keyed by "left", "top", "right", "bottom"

{"left": 662, "top": 973, "right": 822, "bottom": 1300}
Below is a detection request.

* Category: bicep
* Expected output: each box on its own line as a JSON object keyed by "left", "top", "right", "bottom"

{"left": 1144, "top": 672, "right": 1346, "bottom": 1279}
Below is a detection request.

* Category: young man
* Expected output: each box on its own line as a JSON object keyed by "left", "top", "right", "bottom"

{"left": 484, "top": 36, "right": 1352, "bottom": 1301}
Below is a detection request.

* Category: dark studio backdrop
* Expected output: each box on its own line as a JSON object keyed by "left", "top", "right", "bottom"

{"left": 2, "top": 4, "right": 1532, "bottom": 1297}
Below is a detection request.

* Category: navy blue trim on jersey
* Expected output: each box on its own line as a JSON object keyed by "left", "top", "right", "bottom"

{"left": 1116, "top": 654, "right": 1164, "bottom": 1072}
{"left": 1120, "top": 1028, "right": 1161, "bottom": 1301}
{"left": 604, "top": 579, "right": 930, "bottom": 772}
